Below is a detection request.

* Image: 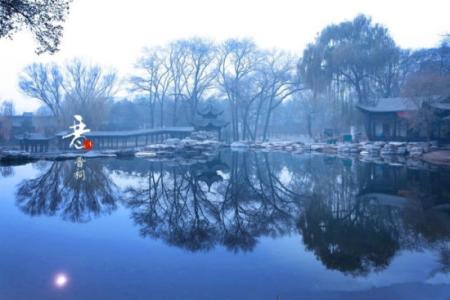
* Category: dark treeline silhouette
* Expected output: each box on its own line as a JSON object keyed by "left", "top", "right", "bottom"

{"left": 16, "top": 158, "right": 120, "bottom": 222}
{"left": 11, "top": 152, "right": 450, "bottom": 275}
{"left": 16, "top": 15, "right": 450, "bottom": 140}
{"left": 124, "top": 152, "right": 303, "bottom": 252}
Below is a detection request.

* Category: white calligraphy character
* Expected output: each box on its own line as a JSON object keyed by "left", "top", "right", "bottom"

{"left": 75, "top": 157, "right": 86, "bottom": 168}
{"left": 74, "top": 169, "right": 86, "bottom": 181}
{"left": 63, "top": 115, "right": 90, "bottom": 149}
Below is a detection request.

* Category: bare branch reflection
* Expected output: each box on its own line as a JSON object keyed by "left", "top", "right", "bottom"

{"left": 16, "top": 159, "right": 120, "bottom": 222}
{"left": 124, "top": 152, "right": 303, "bottom": 252}
{"left": 120, "top": 153, "right": 450, "bottom": 275}
{"left": 9, "top": 151, "right": 450, "bottom": 276}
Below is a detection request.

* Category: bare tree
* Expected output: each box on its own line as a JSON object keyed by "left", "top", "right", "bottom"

{"left": 260, "top": 51, "right": 301, "bottom": 141}
{"left": 19, "top": 60, "right": 118, "bottom": 129}
{"left": 218, "top": 39, "right": 260, "bottom": 141}
{"left": 178, "top": 38, "right": 218, "bottom": 122}
{"left": 402, "top": 71, "right": 450, "bottom": 140}
{"left": 167, "top": 41, "right": 189, "bottom": 125}
{"left": 19, "top": 63, "right": 65, "bottom": 122}
{"left": 63, "top": 59, "right": 118, "bottom": 129}
{"left": 0, "top": 0, "right": 72, "bottom": 54}
{"left": 131, "top": 48, "right": 171, "bottom": 128}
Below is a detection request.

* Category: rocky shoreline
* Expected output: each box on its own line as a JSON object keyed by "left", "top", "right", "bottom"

{"left": 233, "top": 140, "right": 450, "bottom": 169}
{"left": 0, "top": 138, "right": 221, "bottom": 165}
{"left": 1, "top": 138, "right": 450, "bottom": 169}
{"left": 235, "top": 140, "right": 442, "bottom": 155}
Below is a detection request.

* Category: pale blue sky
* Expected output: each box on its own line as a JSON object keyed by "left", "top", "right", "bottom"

{"left": 1, "top": 0, "right": 449, "bottom": 113}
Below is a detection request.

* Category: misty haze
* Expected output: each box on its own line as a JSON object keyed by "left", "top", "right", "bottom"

{"left": 0, "top": 1, "right": 449, "bottom": 300}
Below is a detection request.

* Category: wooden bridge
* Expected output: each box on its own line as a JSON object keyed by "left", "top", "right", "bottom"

{"left": 52, "top": 127, "right": 194, "bottom": 150}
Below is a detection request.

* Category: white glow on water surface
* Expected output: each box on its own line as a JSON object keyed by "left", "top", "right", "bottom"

{"left": 54, "top": 273, "right": 69, "bottom": 288}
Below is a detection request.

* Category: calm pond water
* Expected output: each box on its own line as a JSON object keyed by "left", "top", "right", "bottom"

{"left": 0, "top": 150, "right": 449, "bottom": 300}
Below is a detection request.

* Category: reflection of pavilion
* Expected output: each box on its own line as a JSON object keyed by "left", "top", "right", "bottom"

{"left": 357, "top": 163, "right": 419, "bottom": 207}
{"left": 193, "top": 156, "right": 229, "bottom": 191}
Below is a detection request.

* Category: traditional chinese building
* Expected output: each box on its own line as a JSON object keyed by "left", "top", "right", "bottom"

{"left": 0, "top": 113, "right": 57, "bottom": 144}
{"left": 16, "top": 133, "right": 53, "bottom": 152}
{"left": 192, "top": 105, "right": 229, "bottom": 140}
{"left": 357, "top": 97, "right": 450, "bottom": 142}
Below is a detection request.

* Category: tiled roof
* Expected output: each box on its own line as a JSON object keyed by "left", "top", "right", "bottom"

{"left": 55, "top": 127, "right": 194, "bottom": 137}
{"left": 357, "top": 98, "right": 419, "bottom": 113}
{"left": 15, "top": 133, "right": 54, "bottom": 141}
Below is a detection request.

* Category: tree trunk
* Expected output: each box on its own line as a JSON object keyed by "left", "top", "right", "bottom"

{"left": 151, "top": 100, "right": 155, "bottom": 128}
{"left": 173, "top": 98, "right": 178, "bottom": 126}
{"left": 242, "top": 105, "right": 249, "bottom": 140}
{"left": 262, "top": 109, "right": 272, "bottom": 141}
{"left": 253, "top": 98, "right": 265, "bottom": 142}
{"left": 307, "top": 113, "right": 313, "bottom": 138}
{"left": 160, "top": 100, "right": 164, "bottom": 127}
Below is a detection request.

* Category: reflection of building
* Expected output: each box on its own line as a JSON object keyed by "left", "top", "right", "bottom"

{"left": 358, "top": 193, "right": 418, "bottom": 209}
{"left": 357, "top": 97, "right": 450, "bottom": 141}
{"left": 360, "top": 161, "right": 450, "bottom": 210}
{"left": 194, "top": 157, "right": 229, "bottom": 191}
{"left": 192, "top": 105, "right": 229, "bottom": 140}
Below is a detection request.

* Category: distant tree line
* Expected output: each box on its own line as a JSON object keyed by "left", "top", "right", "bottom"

{"left": 129, "top": 38, "right": 301, "bottom": 141}
{"left": 19, "top": 59, "right": 118, "bottom": 130}
{"left": 17, "top": 15, "right": 450, "bottom": 140}
{"left": 298, "top": 15, "right": 450, "bottom": 136}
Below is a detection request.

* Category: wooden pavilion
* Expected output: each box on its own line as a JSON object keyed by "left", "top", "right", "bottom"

{"left": 192, "top": 105, "right": 229, "bottom": 140}
{"left": 357, "top": 97, "right": 450, "bottom": 141}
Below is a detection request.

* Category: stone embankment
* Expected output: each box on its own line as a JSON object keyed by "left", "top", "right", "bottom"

{"left": 231, "top": 140, "right": 450, "bottom": 168}
{"left": 233, "top": 140, "right": 437, "bottom": 155}
{"left": 0, "top": 138, "right": 221, "bottom": 164}
{"left": 1, "top": 137, "right": 449, "bottom": 168}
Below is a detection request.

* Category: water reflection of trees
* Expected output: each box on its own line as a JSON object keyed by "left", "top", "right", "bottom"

{"left": 298, "top": 195, "right": 401, "bottom": 275}
{"left": 120, "top": 152, "right": 450, "bottom": 275}
{"left": 16, "top": 159, "right": 119, "bottom": 222}
{"left": 0, "top": 166, "right": 14, "bottom": 177}
{"left": 292, "top": 157, "right": 450, "bottom": 275}
{"left": 11, "top": 151, "right": 450, "bottom": 276}
{"left": 124, "top": 152, "right": 304, "bottom": 252}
